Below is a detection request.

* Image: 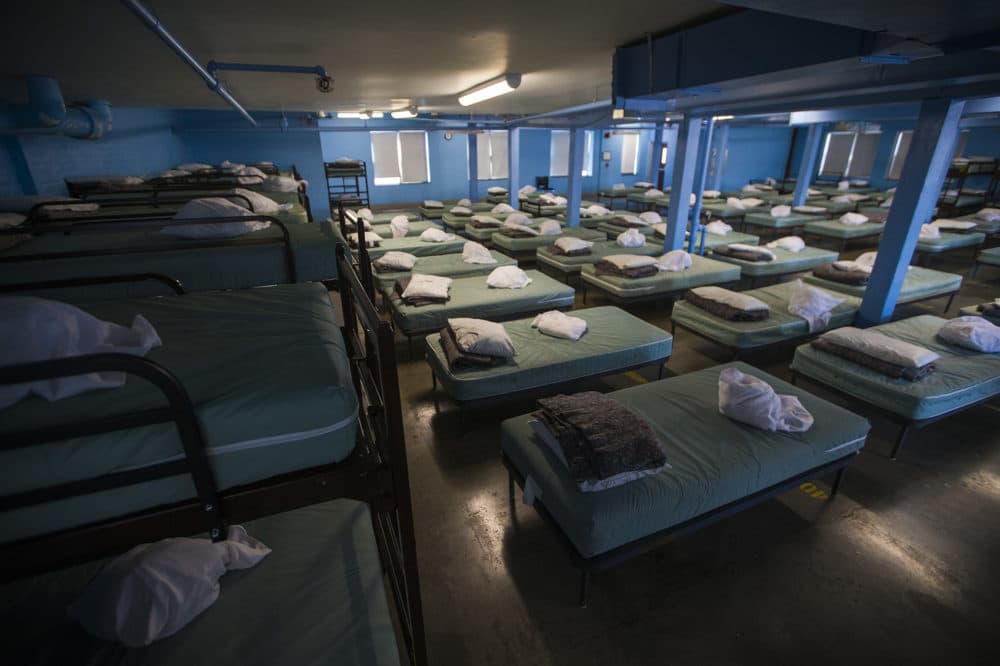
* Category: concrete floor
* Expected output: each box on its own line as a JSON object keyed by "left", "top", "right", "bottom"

{"left": 391, "top": 243, "right": 1000, "bottom": 665}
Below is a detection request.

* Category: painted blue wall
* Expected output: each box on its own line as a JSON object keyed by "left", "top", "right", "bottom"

{"left": 707, "top": 125, "right": 796, "bottom": 191}
{"left": 0, "top": 138, "right": 25, "bottom": 195}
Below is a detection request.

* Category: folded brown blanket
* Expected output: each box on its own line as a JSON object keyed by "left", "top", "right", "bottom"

{"left": 394, "top": 276, "right": 447, "bottom": 306}
{"left": 439, "top": 326, "right": 507, "bottom": 369}
{"left": 535, "top": 392, "right": 666, "bottom": 482}
{"left": 683, "top": 289, "right": 770, "bottom": 321}
{"left": 607, "top": 217, "right": 645, "bottom": 229}
{"left": 497, "top": 227, "right": 536, "bottom": 238}
{"left": 546, "top": 243, "right": 592, "bottom": 257}
{"left": 712, "top": 245, "right": 774, "bottom": 263}
{"left": 810, "top": 338, "right": 935, "bottom": 381}
{"left": 471, "top": 218, "right": 503, "bottom": 229}
{"left": 594, "top": 260, "right": 658, "bottom": 279}
{"left": 812, "top": 262, "right": 869, "bottom": 286}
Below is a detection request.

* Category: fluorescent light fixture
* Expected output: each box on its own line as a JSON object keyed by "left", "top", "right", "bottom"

{"left": 391, "top": 105, "right": 418, "bottom": 119}
{"left": 337, "top": 112, "right": 363, "bottom": 119}
{"left": 713, "top": 115, "right": 734, "bottom": 121}
{"left": 458, "top": 73, "right": 522, "bottom": 107}
{"left": 338, "top": 111, "right": 383, "bottom": 119}
{"left": 612, "top": 108, "right": 625, "bottom": 119}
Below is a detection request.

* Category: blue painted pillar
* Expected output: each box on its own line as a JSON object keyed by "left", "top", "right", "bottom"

{"left": 649, "top": 122, "right": 664, "bottom": 186}
{"left": 565, "top": 128, "right": 586, "bottom": 228}
{"left": 663, "top": 116, "right": 702, "bottom": 252}
{"left": 858, "top": 99, "right": 965, "bottom": 326}
{"left": 792, "top": 124, "right": 824, "bottom": 206}
{"left": 467, "top": 130, "right": 479, "bottom": 202}
{"left": 709, "top": 123, "right": 728, "bottom": 192}
{"left": 508, "top": 127, "right": 521, "bottom": 195}
{"left": 688, "top": 117, "right": 715, "bottom": 253}
{"left": 661, "top": 124, "right": 679, "bottom": 186}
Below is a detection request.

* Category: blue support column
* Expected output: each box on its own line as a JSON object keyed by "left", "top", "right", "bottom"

{"left": 565, "top": 128, "right": 586, "bottom": 228}
{"left": 709, "top": 123, "right": 728, "bottom": 192}
{"left": 649, "top": 122, "right": 664, "bottom": 186}
{"left": 467, "top": 130, "right": 479, "bottom": 202}
{"left": 663, "top": 116, "right": 702, "bottom": 252}
{"left": 508, "top": 128, "right": 521, "bottom": 196}
{"left": 688, "top": 117, "right": 715, "bottom": 253}
{"left": 858, "top": 99, "right": 965, "bottom": 326}
{"left": 792, "top": 124, "right": 824, "bottom": 206}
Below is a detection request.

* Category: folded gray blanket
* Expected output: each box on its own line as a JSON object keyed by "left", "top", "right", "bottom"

{"left": 594, "top": 260, "right": 658, "bottom": 279}
{"left": 394, "top": 276, "right": 447, "bottom": 306}
{"left": 684, "top": 289, "right": 770, "bottom": 321}
{"left": 497, "top": 227, "right": 536, "bottom": 238}
{"left": 546, "top": 243, "right": 591, "bottom": 257}
{"left": 810, "top": 338, "right": 935, "bottom": 381}
{"left": 812, "top": 262, "right": 869, "bottom": 286}
{"left": 713, "top": 245, "right": 774, "bottom": 263}
{"left": 535, "top": 392, "right": 666, "bottom": 482}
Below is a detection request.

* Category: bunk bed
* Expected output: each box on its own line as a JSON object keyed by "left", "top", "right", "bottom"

{"left": 579, "top": 254, "right": 741, "bottom": 306}
{"left": 938, "top": 158, "right": 995, "bottom": 217}
{"left": 0, "top": 246, "right": 427, "bottom": 665}
{"left": 790, "top": 315, "right": 1000, "bottom": 459}
{"left": 501, "top": 362, "right": 870, "bottom": 605}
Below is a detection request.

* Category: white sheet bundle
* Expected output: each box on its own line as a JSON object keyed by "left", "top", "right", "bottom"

{"left": 0, "top": 297, "right": 162, "bottom": 409}
{"left": 937, "top": 316, "right": 1000, "bottom": 353}
{"left": 164, "top": 198, "right": 270, "bottom": 239}
{"left": 705, "top": 220, "right": 733, "bottom": 235}
{"left": 690, "top": 286, "right": 769, "bottom": 315}
{"left": 554, "top": 236, "right": 593, "bottom": 253}
{"left": 231, "top": 188, "right": 290, "bottom": 214}
{"left": 656, "top": 250, "right": 691, "bottom": 272}
{"left": 919, "top": 224, "right": 941, "bottom": 239}
{"left": 457, "top": 198, "right": 472, "bottom": 207}
{"left": 640, "top": 211, "right": 662, "bottom": 225}
{"left": 376, "top": 251, "right": 417, "bottom": 270}
{"left": 69, "top": 525, "right": 270, "bottom": 647}
{"left": 538, "top": 219, "right": 562, "bottom": 236}
{"left": 420, "top": 228, "right": 455, "bottom": 243}
{"left": 787, "top": 280, "right": 845, "bottom": 332}
{"left": 449, "top": 318, "right": 516, "bottom": 357}
{"left": 728, "top": 243, "right": 775, "bottom": 260}
{"left": 770, "top": 205, "right": 791, "bottom": 217}
{"left": 795, "top": 205, "right": 827, "bottom": 214}
{"left": 450, "top": 205, "right": 473, "bottom": 215}
{"left": 345, "top": 211, "right": 372, "bottom": 230}
{"left": 462, "top": 241, "right": 496, "bottom": 264}
{"left": 402, "top": 273, "right": 452, "bottom": 300}
{"left": 518, "top": 185, "right": 537, "bottom": 196}
{"left": 390, "top": 215, "right": 410, "bottom": 238}
{"left": 930, "top": 219, "right": 977, "bottom": 231}
{"left": 582, "top": 204, "right": 611, "bottom": 217}
{"left": 260, "top": 175, "right": 303, "bottom": 193}
{"left": 643, "top": 188, "right": 664, "bottom": 198}
{"left": 766, "top": 235, "right": 805, "bottom": 252}
{"left": 348, "top": 231, "right": 382, "bottom": 248}
{"left": 703, "top": 189, "right": 721, "bottom": 198}
{"left": 832, "top": 251, "right": 878, "bottom": 274}
{"left": 531, "top": 310, "right": 588, "bottom": 340}
{"left": 616, "top": 228, "right": 646, "bottom": 248}
{"left": 423, "top": 200, "right": 444, "bottom": 209}
{"left": 839, "top": 212, "right": 869, "bottom": 226}
{"left": 487, "top": 266, "right": 532, "bottom": 289}
{"left": 976, "top": 208, "right": 1000, "bottom": 222}
{"left": 492, "top": 203, "right": 515, "bottom": 214}
{"left": 718, "top": 367, "right": 813, "bottom": 432}
{"left": 819, "top": 327, "right": 940, "bottom": 368}
{"left": 488, "top": 186, "right": 508, "bottom": 195}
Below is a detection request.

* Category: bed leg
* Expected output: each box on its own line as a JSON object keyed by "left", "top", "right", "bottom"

{"left": 657, "top": 362, "right": 664, "bottom": 380}
{"left": 890, "top": 424, "right": 910, "bottom": 460}
{"left": 578, "top": 570, "right": 591, "bottom": 608}
{"left": 944, "top": 292, "right": 956, "bottom": 313}
{"left": 830, "top": 467, "right": 846, "bottom": 497}
{"left": 789, "top": 371, "right": 798, "bottom": 386}
{"left": 971, "top": 262, "right": 980, "bottom": 279}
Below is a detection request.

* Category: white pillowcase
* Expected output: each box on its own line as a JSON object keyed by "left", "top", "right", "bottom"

{"left": 705, "top": 220, "right": 733, "bottom": 235}
{"left": 612, "top": 183, "right": 626, "bottom": 191}
{"left": 538, "top": 219, "right": 562, "bottom": 236}
{"left": 820, "top": 327, "right": 939, "bottom": 367}
{"left": 471, "top": 215, "right": 501, "bottom": 227}
{"left": 770, "top": 205, "right": 791, "bottom": 217}
{"left": 616, "top": 228, "right": 646, "bottom": 247}
{"left": 492, "top": 203, "right": 515, "bottom": 214}
{"left": 554, "top": 237, "right": 593, "bottom": 253}
{"left": 937, "top": 316, "right": 1000, "bottom": 353}
{"left": 583, "top": 204, "right": 611, "bottom": 217}
{"left": 487, "top": 266, "right": 533, "bottom": 289}
{"left": 839, "top": 212, "right": 869, "bottom": 226}
{"left": 837, "top": 180, "right": 850, "bottom": 191}
{"left": 727, "top": 243, "right": 775, "bottom": 260}
{"left": 718, "top": 367, "right": 814, "bottom": 433}
{"left": 164, "top": 198, "right": 270, "bottom": 239}
{"left": 766, "top": 235, "right": 806, "bottom": 252}
{"left": 376, "top": 251, "right": 417, "bottom": 270}
{"left": 402, "top": 273, "right": 452, "bottom": 300}
{"left": 448, "top": 318, "right": 515, "bottom": 357}
{"left": 231, "top": 188, "right": 288, "bottom": 214}
{"left": 742, "top": 184, "right": 762, "bottom": 193}
{"left": 787, "top": 279, "right": 845, "bottom": 332}
{"left": 462, "top": 241, "right": 496, "bottom": 264}
{"left": 657, "top": 250, "right": 691, "bottom": 272}
{"left": 634, "top": 181, "right": 653, "bottom": 188}
{"left": 420, "top": 228, "right": 455, "bottom": 243}
{"left": 518, "top": 185, "right": 536, "bottom": 195}
{"left": 531, "top": 310, "right": 587, "bottom": 341}
{"left": 639, "top": 211, "right": 662, "bottom": 224}
{"left": 237, "top": 166, "right": 266, "bottom": 178}
{"left": 602, "top": 254, "right": 657, "bottom": 270}
{"left": 389, "top": 215, "right": 410, "bottom": 238}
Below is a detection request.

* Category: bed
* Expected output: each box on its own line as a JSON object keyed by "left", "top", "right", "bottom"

{"left": 0, "top": 248, "right": 426, "bottom": 664}
{"left": 803, "top": 219, "right": 885, "bottom": 251}
{"left": 369, "top": 220, "right": 438, "bottom": 239}
{"left": 367, "top": 210, "right": 421, "bottom": 225}
{"left": 955, "top": 213, "right": 1000, "bottom": 237}
{"left": 913, "top": 232, "right": 985, "bottom": 264}
{"left": 535, "top": 240, "right": 663, "bottom": 282}
{"left": 671, "top": 280, "right": 861, "bottom": 357}
{"left": 804, "top": 266, "right": 962, "bottom": 312}
{"left": 556, "top": 211, "right": 630, "bottom": 229}
{"left": 358, "top": 236, "right": 467, "bottom": 260}
{"left": 501, "top": 362, "right": 869, "bottom": 604}
{"left": 971, "top": 246, "right": 1000, "bottom": 277}
{"left": 624, "top": 192, "right": 661, "bottom": 211}
{"left": 491, "top": 227, "right": 607, "bottom": 263}
{"left": 424, "top": 306, "right": 672, "bottom": 407}
{"left": 419, "top": 205, "right": 447, "bottom": 219}
{"left": 790, "top": 315, "right": 1000, "bottom": 458}
{"left": 579, "top": 254, "right": 741, "bottom": 306}
{"left": 799, "top": 199, "right": 858, "bottom": 215}
{"left": 741, "top": 211, "right": 825, "bottom": 235}
{"left": 709, "top": 246, "right": 840, "bottom": 286}
{"left": 373, "top": 250, "right": 516, "bottom": 291}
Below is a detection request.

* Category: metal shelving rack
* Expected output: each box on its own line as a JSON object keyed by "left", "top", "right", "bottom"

{"left": 325, "top": 161, "right": 370, "bottom": 210}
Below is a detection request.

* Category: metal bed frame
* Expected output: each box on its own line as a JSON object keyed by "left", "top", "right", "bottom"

{"left": 0, "top": 246, "right": 427, "bottom": 666}
{"left": 25, "top": 191, "right": 256, "bottom": 223}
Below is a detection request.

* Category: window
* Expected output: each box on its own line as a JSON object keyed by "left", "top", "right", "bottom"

{"left": 475, "top": 130, "right": 509, "bottom": 180}
{"left": 846, "top": 132, "right": 881, "bottom": 178}
{"left": 952, "top": 129, "right": 969, "bottom": 158}
{"left": 370, "top": 131, "right": 430, "bottom": 185}
{"left": 885, "top": 129, "right": 970, "bottom": 181}
{"left": 620, "top": 133, "right": 639, "bottom": 175}
{"left": 818, "top": 130, "right": 881, "bottom": 178}
{"left": 549, "top": 130, "right": 594, "bottom": 177}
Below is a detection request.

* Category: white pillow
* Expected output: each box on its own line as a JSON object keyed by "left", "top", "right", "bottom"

{"left": 690, "top": 286, "right": 769, "bottom": 313}
{"left": 402, "top": 273, "right": 452, "bottom": 300}
{"left": 518, "top": 185, "right": 536, "bottom": 195}
{"left": 376, "top": 251, "right": 417, "bottom": 270}
{"left": 837, "top": 180, "right": 850, "bottom": 191}
{"left": 448, "top": 318, "right": 515, "bottom": 358}
{"left": 554, "top": 237, "right": 593, "bottom": 253}
{"left": 657, "top": 250, "right": 691, "bottom": 272}
{"left": 705, "top": 220, "right": 733, "bottom": 235}
{"left": 450, "top": 206, "right": 473, "bottom": 215}
{"left": 725, "top": 197, "right": 746, "bottom": 209}
{"left": 976, "top": 208, "right": 1000, "bottom": 222}
{"left": 423, "top": 200, "right": 444, "bottom": 209}
{"left": 504, "top": 213, "right": 532, "bottom": 227}
{"left": 937, "top": 316, "right": 1000, "bottom": 353}
{"left": 742, "top": 184, "right": 762, "bottom": 193}
{"left": 770, "top": 205, "right": 791, "bottom": 217}
{"left": 420, "top": 228, "right": 455, "bottom": 243}
{"left": 153, "top": 169, "right": 191, "bottom": 179}
{"left": 471, "top": 215, "right": 501, "bottom": 226}
{"left": 389, "top": 216, "right": 410, "bottom": 238}
{"left": 231, "top": 188, "right": 288, "bottom": 214}
{"left": 583, "top": 204, "right": 611, "bottom": 217}
{"left": 219, "top": 160, "right": 244, "bottom": 171}
{"left": 357, "top": 208, "right": 374, "bottom": 221}
{"left": 639, "top": 211, "right": 662, "bottom": 224}
{"left": 616, "top": 228, "right": 646, "bottom": 247}
{"left": 457, "top": 198, "right": 472, "bottom": 207}
{"left": 766, "top": 235, "right": 806, "bottom": 252}
{"left": 69, "top": 526, "right": 270, "bottom": 647}
{"left": 643, "top": 188, "right": 664, "bottom": 198}
{"left": 462, "top": 241, "right": 496, "bottom": 264}
{"left": 620, "top": 214, "right": 648, "bottom": 226}
{"left": 727, "top": 243, "right": 775, "bottom": 260}
{"left": 487, "top": 266, "right": 533, "bottom": 289}
{"left": 538, "top": 219, "right": 562, "bottom": 236}
{"left": 487, "top": 186, "right": 508, "bottom": 195}
{"left": 164, "top": 198, "right": 270, "bottom": 238}
{"left": 602, "top": 254, "right": 657, "bottom": 270}
{"left": 492, "top": 203, "right": 515, "bottom": 214}
{"left": 839, "top": 212, "right": 868, "bottom": 226}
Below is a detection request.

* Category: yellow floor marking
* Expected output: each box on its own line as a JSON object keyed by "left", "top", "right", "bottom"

{"left": 799, "top": 482, "right": 829, "bottom": 500}
{"left": 625, "top": 371, "right": 648, "bottom": 385}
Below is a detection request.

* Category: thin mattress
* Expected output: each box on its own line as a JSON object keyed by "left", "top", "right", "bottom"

{"left": 370, "top": 220, "right": 437, "bottom": 239}
{"left": 373, "top": 250, "right": 516, "bottom": 291}
{"left": 742, "top": 212, "right": 823, "bottom": 229}
{"left": 976, "top": 246, "right": 1000, "bottom": 267}
{"left": 804, "top": 219, "right": 885, "bottom": 239}
{"left": 536, "top": 241, "right": 663, "bottom": 276}
{"left": 790, "top": 315, "right": 1000, "bottom": 420}
{"left": 580, "top": 254, "right": 740, "bottom": 299}
{"left": 501, "top": 361, "right": 870, "bottom": 558}
{"left": 803, "top": 266, "right": 962, "bottom": 303}
{"left": 361, "top": 236, "right": 466, "bottom": 260}
{"left": 709, "top": 245, "right": 839, "bottom": 277}
{"left": 368, "top": 210, "right": 420, "bottom": 224}
{"left": 915, "top": 231, "right": 985, "bottom": 254}
{"left": 491, "top": 227, "right": 606, "bottom": 253}
{"left": 680, "top": 230, "right": 761, "bottom": 251}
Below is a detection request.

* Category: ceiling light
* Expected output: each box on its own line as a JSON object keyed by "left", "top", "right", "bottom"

{"left": 337, "top": 112, "right": 363, "bottom": 119}
{"left": 458, "top": 73, "right": 522, "bottom": 107}
{"left": 612, "top": 108, "right": 625, "bottom": 120}
{"left": 391, "top": 106, "right": 419, "bottom": 119}
{"left": 713, "top": 115, "right": 734, "bottom": 121}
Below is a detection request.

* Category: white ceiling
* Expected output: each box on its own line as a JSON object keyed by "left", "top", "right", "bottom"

{"left": 0, "top": 0, "right": 722, "bottom": 115}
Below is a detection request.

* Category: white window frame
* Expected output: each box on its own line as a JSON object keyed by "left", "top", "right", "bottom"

{"left": 370, "top": 130, "right": 431, "bottom": 186}
{"left": 550, "top": 130, "right": 594, "bottom": 178}
{"left": 885, "top": 130, "right": 912, "bottom": 181}
{"left": 620, "top": 132, "right": 639, "bottom": 175}
{"left": 818, "top": 129, "right": 881, "bottom": 178}
{"left": 476, "top": 130, "right": 509, "bottom": 180}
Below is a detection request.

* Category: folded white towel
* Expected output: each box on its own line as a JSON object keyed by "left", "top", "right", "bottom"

{"left": 602, "top": 254, "right": 658, "bottom": 270}
{"left": 770, "top": 205, "right": 791, "bottom": 218}
{"left": 819, "top": 327, "right": 940, "bottom": 368}
{"left": 795, "top": 205, "right": 826, "bottom": 214}
{"left": 448, "top": 318, "right": 515, "bottom": 357}
{"left": 538, "top": 219, "right": 562, "bottom": 236}
{"left": 420, "top": 228, "right": 455, "bottom": 243}
{"left": 462, "top": 241, "right": 496, "bottom": 264}
{"left": 837, "top": 180, "right": 850, "bottom": 191}
{"left": 583, "top": 204, "right": 611, "bottom": 217}
{"left": 656, "top": 250, "right": 691, "bottom": 272}
{"left": 389, "top": 215, "right": 410, "bottom": 238}
{"left": 740, "top": 198, "right": 764, "bottom": 208}
{"left": 487, "top": 266, "right": 532, "bottom": 289}
{"left": 492, "top": 203, "right": 516, "bottom": 214}
{"left": 616, "top": 228, "right": 646, "bottom": 248}
{"left": 787, "top": 280, "right": 845, "bottom": 332}
{"left": 725, "top": 197, "right": 746, "bottom": 209}
{"left": 639, "top": 211, "right": 662, "bottom": 224}
{"left": 505, "top": 213, "right": 532, "bottom": 227}
{"left": 554, "top": 237, "right": 593, "bottom": 253}
{"left": 376, "top": 251, "right": 417, "bottom": 271}
{"left": 348, "top": 231, "right": 382, "bottom": 248}
{"left": 612, "top": 183, "right": 626, "bottom": 191}
{"left": 644, "top": 188, "right": 664, "bottom": 198}
{"left": 457, "top": 198, "right": 472, "bottom": 207}
{"left": 450, "top": 206, "right": 473, "bottom": 215}
{"left": 518, "top": 185, "right": 537, "bottom": 195}
{"left": 718, "top": 367, "right": 814, "bottom": 432}
{"left": 976, "top": 208, "right": 1000, "bottom": 223}
{"left": 402, "top": 273, "right": 452, "bottom": 301}
{"left": 839, "top": 212, "right": 869, "bottom": 226}
{"left": 705, "top": 220, "right": 733, "bottom": 235}
{"left": 930, "top": 219, "right": 977, "bottom": 231}
{"left": 689, "top": 286, "right": 769, "bottom": 313}
{"left": 0, "top": 298, "right": 162, "bottom": 409}
{"left": 765, "top": 235, "right": 806, "bottom": 252}
{"left": 727, "top": 243, "right": 775, "bottom": 260}
{"left": 919, "top": 224, "right": 941, "bottom": 239}
{"left": 531, "top": 310, "right": 588, "bottom": 341}
{"left": 422, "top": 200, "right": 444, "bottom": 209}
{"left": 487, "top": 186, "right": 507, "bottom": 195}
{"left": 358, "top": 208, "right": 374, "bottom": 221}
{"left": 937, "top": 316, "right": 1000, "bottom": 353}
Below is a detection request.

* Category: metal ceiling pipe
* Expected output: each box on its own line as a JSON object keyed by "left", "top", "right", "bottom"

{"left": 120, "top": 0, "right": 257, "bottom": 126}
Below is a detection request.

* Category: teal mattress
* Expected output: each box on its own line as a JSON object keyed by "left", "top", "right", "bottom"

{"left": 672, "top": 280, "right": 861, "bottom": 350}
{"left": 977, "top": 246, "right": 1000, "bottom": 267}
{"left": 742, "top": 212, "right": 823, "bottom": 229}
{"left": 362, "top": 236, "right": 466, "bottom": 260}
{"left": 0, "top": 221, "right": 340, "bottom": 301}
{"left": 791, "top": 315, "right": 1000, "bottom": 420}
{"left": 1, "top": 500, "right": 399, "bottom": 666}
{"left": 702, "top": 204, "right": 758, "bottom": 220}
{"left": 388, "top": 269, "right": 575, "bottom": 335}
{"left": 580, "top": 254, "right": 740, "bottom": 299}
{"left": 536, "top": 241, "right": 663, "bottom": 276}
{"left": 804, "top": 219, "right": 884, "bottom": 239}
{"left": 373, "top": 250, "right": 516, "bottom": 291}
{"left": 440, "top": 213, "right": 476, "bottom": 231}
{"left": 370, "top": 220, "right": 436, "bottom": 238}
{"left": 804, "top": 266, "right": 961, "bottom": 303}
{"left": 596, "top": 222, "right": 657, "bottom": 239}
{"left": 501, "top": 361, "right": 870, "bottom": 558}
{"left": 486, "top": 193, "right": 509, "bottom": 204}
{"left": 956, "top": 213, "right": 1000, "bottom": 235}
{"left": 425, "top": 306, "right": 672, "bottom": 401}
{"left": 915, "top": 231, "right": 985, "bottom": 254}
{"left": 709, "top": 246, "right": 839, "bottom": 277}
{"left": 0, "top": 284, "right": 358, "bottom": 544}
{"left": 557, "top": 211, "right": 630, "bottom": 229}
{"left": 682, "top": 230, "right": 761, "bottom": 251}
{"left": 419, "top": 206, "right": 445, "bottom": 219}
{"left": 492, "top": 227, "right": 606, "bottom": 253}
{"left": 369, "top": 210, "right": 420, "bottom": 224}
{"left": 802, "top": 200, "right": 857, "bottom": 214}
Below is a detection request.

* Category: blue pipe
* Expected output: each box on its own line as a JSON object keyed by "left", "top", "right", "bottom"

{"left": 0, "top": 76, "right": 112, "bottom": 139}
{"left": 207, "top": 61, "right": 329, "bottom": 79}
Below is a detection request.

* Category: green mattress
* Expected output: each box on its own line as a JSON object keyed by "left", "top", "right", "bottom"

{"left": 362, "top": 236, "right": 466, "bottom": 260}
{"left": 486, "top": 193, "right": 509, "bottom": 204}
{"left": 672, "top": 280, "right": 861, "bottom": 350}
{"left": 801, "top": 200, "right": 857, "bottom": 215}
{"left": 556, "top": 211, "right": 631, "bottom": 229}
{"left": 440, "top": 213, "right": 477, "bottom": 231}
{"left": 596, "top": 222, "right": 657, "bottom": 239}
{"left": 701, "top": 204, "right": 753, "bottom": 220}
{"left": 536, "top": 241, "right": 663, "bottom": 276}
{"left": 388, "top": 269, "right": 575, "bottom": 335}
{"left": 956, "top": 213, "right": 1000, "bottom": 235}
{"left": 803, "top": 266, "right": 962, "bottom": 303}
{"left": 492, "top": 227, "right": 606, "bottom": 254}
{"left": 368, "top": 210, "right": 420, "bottom": 224}
{"left": 425, "top": 306, "right": 672, "bottom": 402}
{"left": 501, "top": 361, "right": 870, "bottom": 558}
{"left": 625, "top": 193, "right": 660, "bottom": 209}
{"left": 915, "top": 231, "right": 985, "bottom": 254}
{"left": 370, "top": 220, "right": 437, "bottom": 238}
{"left": 580, "top": 254, "right": 741, "bottom": 299}
{"left": 709, "top": 246, "right": 839, "bottom": 277}
{"left": 1, "top": 500, "right": 400, "bottom": 666}
{"left": 804, "top": 219, "right": 885, "bottom": 239}
{"left": 0, "top": 284, "right": 358, "bottom": 544}
{"left": 683, "top": 230, "right": 761, "bottom": 251}
{"left": 373, "top": 250, "right": 516, "bottom": 291}
{"left": 419, "top": 206, "right": 445, "bottom": 219}
{"left": 976, "top": 246, "right": 1000, "bottom": 267}
{"left": 742, "top": 212, "right": 823, "bottom": 229}
{"left": 0, "top": 221, "right": 340, "bottom": 301}
{"left": 791, "top": 315, "right": 1000, "bottom": 420}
